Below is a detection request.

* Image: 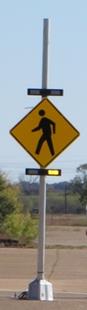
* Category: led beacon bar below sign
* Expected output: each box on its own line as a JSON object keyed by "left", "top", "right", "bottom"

{"left": 25, "top": 168, "right": 61, "bottom": 176}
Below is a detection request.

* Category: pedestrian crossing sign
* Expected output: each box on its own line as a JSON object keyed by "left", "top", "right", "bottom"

{"left": 10, "top": 98, "right": 80, "bottom": 167}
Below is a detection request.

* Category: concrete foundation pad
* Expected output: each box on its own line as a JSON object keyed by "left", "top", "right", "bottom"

{"left": 28, "top": 278, "right": 53, "bottom": 301}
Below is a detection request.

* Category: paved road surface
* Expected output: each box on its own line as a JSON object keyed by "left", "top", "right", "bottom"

{"left": 0, "top": 295, "right": 87, "bottom": 310}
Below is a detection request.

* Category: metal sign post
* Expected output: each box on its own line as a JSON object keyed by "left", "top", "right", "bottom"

{"left": 28, "top": 18, "right": 53, "bottom": 301}
{"left": 38, "top": 18, "right": 49, "bottom": 281}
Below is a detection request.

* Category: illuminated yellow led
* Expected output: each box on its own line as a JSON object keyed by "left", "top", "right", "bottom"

{"left": 48, "top": 170, "right": 59, "bottom": 176}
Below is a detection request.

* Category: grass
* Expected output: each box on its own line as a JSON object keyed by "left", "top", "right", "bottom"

{"left": 46, "top": 244, "right": 87, "bottom": 250}
{"left": 46, "top": 214, "right": 87, "bottom": 226}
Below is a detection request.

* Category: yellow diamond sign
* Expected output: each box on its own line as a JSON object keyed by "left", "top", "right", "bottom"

{"left": 10, "top": 98, "right": 80, "bottom": 167}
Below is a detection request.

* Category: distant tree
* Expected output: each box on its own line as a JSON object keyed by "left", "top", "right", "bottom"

{"left": 72, "top": 164, "right": 87, "bottom": 208}
{"left": 0, "top": 172, "right": 23, "bottom": 225}
{"left": 0, "top": 172, "right": 8, "bottom": 191}
{"left": 19, "top": 175, "right": 39, "bottom": 195}
{"left": 77, "top": 164, "right": 87, "bottom": 176}
{"left": 71, "top": 176, "right": 82, "bottom": 195}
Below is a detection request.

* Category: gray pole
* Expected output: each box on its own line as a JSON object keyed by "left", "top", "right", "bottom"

{"left": 37, "top": 18, "right": 49, "bottom": 280}
{"left": 42, "top": 19, "right": 49, "bottom": 89}
{"left": 28, "top": 19, "right": 53, "bottom": 300}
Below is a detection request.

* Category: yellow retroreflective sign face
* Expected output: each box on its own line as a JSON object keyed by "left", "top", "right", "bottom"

{"left": 10, "top": 98, "right": 80, "bottom": 167}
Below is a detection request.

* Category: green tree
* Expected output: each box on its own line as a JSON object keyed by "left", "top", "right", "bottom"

{"left": 0, "top": 172, "right": 38, "bottom": 244}
{"left": 3, "top": 213, "right": 38, "bottom": 245}
{"left": 0, "top": 172, "right": 23, "bottom": 225}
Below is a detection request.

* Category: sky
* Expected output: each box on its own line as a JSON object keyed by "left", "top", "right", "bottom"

{"left": 0, "top": 0, "right": 87, "bottom": 183}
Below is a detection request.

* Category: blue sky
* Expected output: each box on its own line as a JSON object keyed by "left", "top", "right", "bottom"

{"left": 0, "top": 0, "right": 87, "bottom": 183}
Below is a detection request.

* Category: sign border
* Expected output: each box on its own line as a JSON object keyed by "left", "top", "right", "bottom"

{"left": 10, "top": 98, "right": 80, "bottom": 167}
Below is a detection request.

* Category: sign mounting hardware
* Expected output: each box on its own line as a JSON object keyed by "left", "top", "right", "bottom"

{"left": 27, "top": 88, "right": 63, "bottom": 97}
{"left": 25, "top": 168, "right": 61, "bottom": 176}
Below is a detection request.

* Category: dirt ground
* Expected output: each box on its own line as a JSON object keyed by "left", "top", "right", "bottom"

{"left": 0, "top": 224, "right": 87, "bottom": 309}
{"left": 46, "top": 224, "right": 87, "bottom": 247}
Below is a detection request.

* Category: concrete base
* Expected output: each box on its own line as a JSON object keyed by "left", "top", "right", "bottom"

{"left": 28, "top": 278, "right": 53, "bottom": 301}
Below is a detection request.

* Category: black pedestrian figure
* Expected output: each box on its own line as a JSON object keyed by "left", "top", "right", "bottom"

{"left": 32, "top": 109, "right": 55, "bottom": 155}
